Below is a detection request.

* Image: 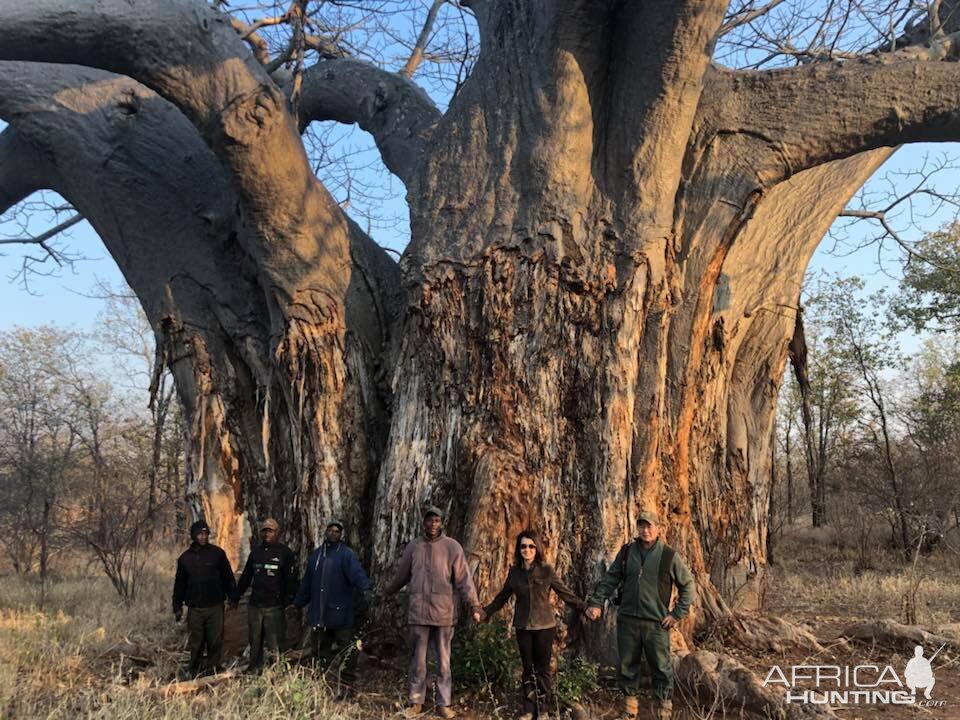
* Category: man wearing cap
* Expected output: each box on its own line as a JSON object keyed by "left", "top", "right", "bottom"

{"left": 293, "top": 519, "right": 373, "bottom": 698}
{"left": 383, "top": 505, "right": 482, "bottom": 719}
{"left": 234, "top": 517, "right": 298, "bottom": 672}
{"left": 172, "top": 520, "right": 236, "bottom": 678}
{"left": 585, "top": 511, "right": 695, "bottom": 720}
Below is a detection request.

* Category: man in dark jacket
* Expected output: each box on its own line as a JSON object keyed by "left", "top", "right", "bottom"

{"left": 294, "top": 518, "right": 373, "bottom": 698}
{"left": 172, "top": 520, "right": 236, "bottom": 678}
{"left": 586, "top": 510, "right": 695, "bottom": 720}
{"left": 234, "top": 517, "right": 298, "bottom": 672}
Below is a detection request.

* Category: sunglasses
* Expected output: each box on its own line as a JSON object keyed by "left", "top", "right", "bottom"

{"left": 519, "top": 543, "right": 537, "bottom": 550}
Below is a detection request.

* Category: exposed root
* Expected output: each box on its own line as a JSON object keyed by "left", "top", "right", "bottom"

{"left": 838, "top": 619, "right": 960, "bottom": 655}
{"left": 677, "top": 650, "right": 836, "bottom": 719}
{"left": 732, "top": 614, "right": 827, "bottom": 654}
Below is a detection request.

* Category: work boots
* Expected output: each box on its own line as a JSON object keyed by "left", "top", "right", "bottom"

{"left": 619, "top": 694, "right": 639, "bottom": 720}
{"left": 655, "top": 699, "right": 673, "bottom": 720}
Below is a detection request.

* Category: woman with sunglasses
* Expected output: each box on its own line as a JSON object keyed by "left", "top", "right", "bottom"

{"left": 482, "top": 529, "right": 588, "bottom": 720}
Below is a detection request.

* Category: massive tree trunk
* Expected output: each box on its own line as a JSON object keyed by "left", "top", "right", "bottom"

{"left": 1, "top": 0, "right": 958, "bottom": 631}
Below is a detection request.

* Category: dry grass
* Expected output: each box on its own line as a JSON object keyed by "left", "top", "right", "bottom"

{"left": 0, "top": 554, "right": 393, "bottom": 719}
{"left": 764, "top": 524, "right": 960, "bottom": 626}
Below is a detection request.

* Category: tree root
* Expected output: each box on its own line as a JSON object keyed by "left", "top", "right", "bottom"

{"left": 730, "top": 614, "right": 827, "bottom": 654}
{"left": 838, "top": 619, "right": 960, "bottom": 655}
{"left": 677, "top": 650, "right": 836, "bottom": 719}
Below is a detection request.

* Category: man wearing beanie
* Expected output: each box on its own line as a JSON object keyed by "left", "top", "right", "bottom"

{"left": 293, "top": 519, "right": 373, "bottom": 699}
{"left": 234, "top": 517, "right": 298, "bottom": 672}
{"left": 171, "top": 520, "right": 236, "bottom": 678}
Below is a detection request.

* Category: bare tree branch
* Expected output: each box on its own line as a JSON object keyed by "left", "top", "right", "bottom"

{"left": 295, "top": 58, "right": 440, "bottom": 185}
{"left": 718, "top": 0, "right": 789, "bottom": 38}
{"left": 402, "top": 0, "right": 446, "bottom": 79}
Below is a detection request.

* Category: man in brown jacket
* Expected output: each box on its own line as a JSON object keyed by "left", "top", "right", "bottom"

{"left": 383, "top": 506, "right": 482, "bottom": 719}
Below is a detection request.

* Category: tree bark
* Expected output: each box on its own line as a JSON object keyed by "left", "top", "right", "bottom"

{"left": 4, "top": 0, "right": 960, "bottom": 642}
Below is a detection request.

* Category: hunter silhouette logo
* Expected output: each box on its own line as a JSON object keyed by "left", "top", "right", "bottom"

{"left": 764, "top": 644, "right": 948, "bottom": 707}
{"left": 904, "top": 644, "right": 942, "bottom": 700}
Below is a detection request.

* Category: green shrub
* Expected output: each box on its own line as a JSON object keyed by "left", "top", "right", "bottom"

{"left": 450, "top": 622, "right": 519, "bottom": 691}
{"left": 554, "top": 655, "right": 599, "bottom": 707}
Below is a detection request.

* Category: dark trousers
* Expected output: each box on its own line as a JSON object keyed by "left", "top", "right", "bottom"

{"left": 616, "top": 615, "right": 673, "bottom": 701}
{"left": 186, "top": 604, "right": 224, "bottom": 674}
{"left": 311, "top": 626, "right": 358, "bottom": 688}
{"left": 516, "top": 627, "right": 555, "bottom": 716}
{"left": 247, "top": 605, "right": 284, "bottom": 669}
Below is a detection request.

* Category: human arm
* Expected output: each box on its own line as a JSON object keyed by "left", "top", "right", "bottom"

{"left": 451, "top": 542, "right": 481, "bottom": 615}
{"left": 667, "top": 554, "right": 696, "bottom": 621}
{"left": 234, "top": 553, "right": 254, "bottom": 603}
{"left": 382, "top": 542, "right": 414, "bottom": 596}
{"left": 482, "top": 573, "right": 515, "bottom": 620}
{"left": 283, "top": 548, "right": 299, "bottom": 606}
{"left": 293, "top": 553, "right": 313, "bottom": 609}
{"left": 346, "top": 549, "right": 374, "bottom": 607}
{"left": 586, "top": 544, "right": 629, "bottom": 610}
{"left": 172, "top": 556, "right": 186, "bottom": 619}
{"left": 219, "top": 548, "right": 237, "bottom": 602}
{"left": 550, "top": 572, "right": 588, "bottom": 613}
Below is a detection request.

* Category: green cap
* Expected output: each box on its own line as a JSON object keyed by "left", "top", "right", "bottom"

{"left": 637, "top": 510, "right": 661, "bottom": 526}
{"left": 326, "top": 518, "right": 344, "bottom": 530}
{"left": 423, "top": 505, "right": 443, "bottom": 519}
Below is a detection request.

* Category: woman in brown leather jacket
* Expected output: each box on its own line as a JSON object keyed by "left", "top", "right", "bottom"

{"left": 482, "top": 529, "right": 587, "bottom": 720}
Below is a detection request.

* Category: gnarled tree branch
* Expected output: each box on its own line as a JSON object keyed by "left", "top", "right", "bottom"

{"left": 700, "top": 32, "right": 960, "bottom": 185}
{"left": 295, "top": 58, "right": 440, "bottom": 186}
{"left": 0, "top": 0, "right": 351, "bottom": 301}
{"left": 0, "top": 127, "right": 55, "bottom": 214}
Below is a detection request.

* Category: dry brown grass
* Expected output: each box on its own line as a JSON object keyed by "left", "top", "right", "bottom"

{"left": 0, "top": 554, "right": 394, "bottom": 719}
{"left": 764, "top": 524, "right": 960, "bottom": 626}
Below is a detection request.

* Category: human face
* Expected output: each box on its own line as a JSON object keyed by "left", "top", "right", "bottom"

{"left": 423, "top": 514, "right": 442, "bottom": 539}
{"left": 519, "top": 538, "right": 537, "bottom": 565}
{"left": 325, "top": 525, "right": 343, "bottom": 543}
{"left": 262, "top": 527, "right": 278, "bottom": 543}
{"left": 195, "top": 529, "right": 209, "bottom": 546}
{"left": 638, "top": 521, "right": 659, "bottom": 546}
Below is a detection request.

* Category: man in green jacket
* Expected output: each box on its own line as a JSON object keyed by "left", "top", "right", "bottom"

{"left": 586, "top": 511, "right": 695, "bottom": 720}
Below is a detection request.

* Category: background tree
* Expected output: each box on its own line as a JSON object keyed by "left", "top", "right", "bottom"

{"left": 5, "top": 0, "right": 960, "bottom": 639}
{"left": 0, "top": 328, "right": 81, "bottom": 604}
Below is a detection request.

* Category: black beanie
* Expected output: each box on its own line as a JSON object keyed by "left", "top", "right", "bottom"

{"left": 190, "top": 520, "right": 210, "bottom": 540}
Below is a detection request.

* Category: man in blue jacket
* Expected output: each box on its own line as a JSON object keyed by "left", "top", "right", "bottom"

{"left": 294, "top": 518, "right": 373, "bottom": 698}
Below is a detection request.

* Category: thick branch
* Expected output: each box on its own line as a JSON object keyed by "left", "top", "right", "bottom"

{"left": 700, "top": 35, "right": 960, "bottom": 183}
{"left": 606, "top": 0, "right": 728, "bottom": 232}
{"left": 0, "top": 127, "right": 55, "bottom": 213}
{"left": 295, "top": 59, "right": 440, "bottom": 185}
{"left": 0, "top": 0, "right": 350, "bottom": 299}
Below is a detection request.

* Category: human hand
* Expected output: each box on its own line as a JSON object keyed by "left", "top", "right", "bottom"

{"left": 472, "top": 610, "right": 482, "bottom": 623}
{"left": 660, "top": 615, "right": 677, "bottom": 629}
{"left": 585, "top": 606, "right": 602, "bottom": 621}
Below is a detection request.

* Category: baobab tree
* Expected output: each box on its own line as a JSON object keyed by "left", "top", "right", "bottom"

{"left": 2, "top": 0, "right": 960, "bottom": 642}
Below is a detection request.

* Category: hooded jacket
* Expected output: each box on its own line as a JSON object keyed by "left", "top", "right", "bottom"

{"left": 172, "top": 542, "right": 236, "bottom": 612}
{"left": 294, "top": 541, "right": 373, "bottom": 629}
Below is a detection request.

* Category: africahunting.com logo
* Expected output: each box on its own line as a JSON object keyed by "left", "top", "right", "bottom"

{"left": 763, "top": 644, "right": 946, "bottom": 707}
